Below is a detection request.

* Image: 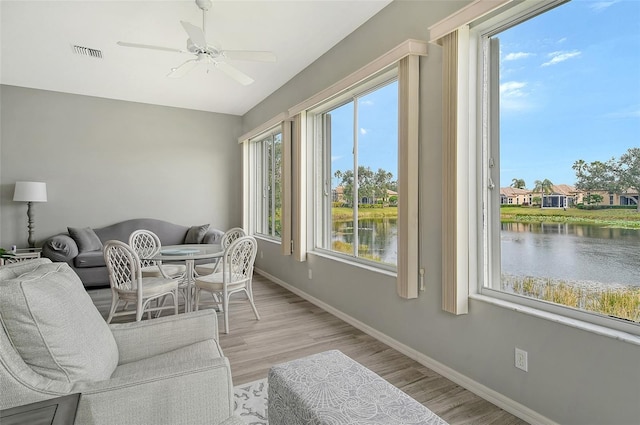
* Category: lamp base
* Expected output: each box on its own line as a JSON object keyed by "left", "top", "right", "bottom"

{"left": 26, "top": 201, "right": 36, "bottom": 248}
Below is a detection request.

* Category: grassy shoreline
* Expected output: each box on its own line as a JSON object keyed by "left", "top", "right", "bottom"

{"left": 500, "top": 206, "right": 640, "bottom": 228}
{"left": 331, "top": 206, "right": 640, "bottom": 228}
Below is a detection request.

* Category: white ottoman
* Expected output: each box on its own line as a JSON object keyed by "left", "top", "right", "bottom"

{"left": 267, "top": 349, "right": 448, "bottom": 425}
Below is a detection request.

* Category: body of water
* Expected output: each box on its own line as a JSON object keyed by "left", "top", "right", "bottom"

{"left": 331, "top": 219, "right": 640, "bottom": 287}
{"left": 332, "top": 218, "right": 398, "bottom": 265}
{"left": 501, "top": 222, "right": 640, "bottom": 287}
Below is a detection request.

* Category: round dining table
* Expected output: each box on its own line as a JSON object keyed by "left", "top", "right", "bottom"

{"left": 142, "top": 244, "right": 224, "bottom": 312}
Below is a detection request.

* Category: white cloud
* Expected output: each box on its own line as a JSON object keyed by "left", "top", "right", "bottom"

{"left": 589, "top": 0, "right": 620, "bottom": 12}
{"left": 604, "top": 106, "right": 640, "bottom": 119}
{"left": 500, "top": 81, "right": 533, "bottom": 112}
{"left": 331, "top": 155, "right": 342, "bottom": 162}
{"left": 500, "top": 81, "right": 527, "bottom": 97}
{"left": 504, "top": 52, "right": 532, "bottom": 61}
{"left": 541, "top": 50, "right": 581, "bottom": 67}
{"left": 359, "top": 100, "right": 374, "bottom": 106}
{"left": 360, "top": 128, "right": 368, "bottom": 135}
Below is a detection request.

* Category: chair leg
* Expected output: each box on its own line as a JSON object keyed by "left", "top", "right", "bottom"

{"left": 107, "top": 291, "right": 119, "bottom": 324}
{"left": 194, "top": 287, "right": 200, "bottom": 311}
{"left": 136, "top": 298, "right": 144, "bottom": 322}
{"left": 223, "top": 292, "right": 230, "bottom": 334}
{"left": 246, "top": 288, "right": 260, "bottom": 321}
{"left": 173, "top": 290, "right": 179, "bottom": 315}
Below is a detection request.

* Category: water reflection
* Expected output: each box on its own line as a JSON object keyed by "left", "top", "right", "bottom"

{"left": 332, "top": 219, "right": 397, "bottom": 265}
{"left": 501, "top": 222, "right": 640, "bottom": 287}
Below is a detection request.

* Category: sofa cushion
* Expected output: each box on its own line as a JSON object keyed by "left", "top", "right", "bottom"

{"left": 42, "top": 234, "right": 79, "bottom": 262}
{"left": 68, "top": 227, "right": 103, "bottom": 252}
{"left": 0, "top": 262, "right": 118, "bottom": 383}
{"left": 185, "top": 224, "right": 210, "bottom": 244}
{"left": 74, "top": 250, "right": 106, "bottom": 268}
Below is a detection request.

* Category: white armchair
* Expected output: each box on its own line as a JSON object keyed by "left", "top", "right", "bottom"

{"left": 0, "top": 259, "right": 244, "bottom": 425}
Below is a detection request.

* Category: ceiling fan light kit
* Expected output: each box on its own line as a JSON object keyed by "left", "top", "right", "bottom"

{"left": 117, "top": 0, "right": 275, "bottom": 85}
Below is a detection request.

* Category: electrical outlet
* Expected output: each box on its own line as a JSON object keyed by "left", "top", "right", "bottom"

{"left": 308, "top": 269, "right": 312, "bottom": 279}
{"left": 515, "top": 348, "right": 528, "bottom": 372}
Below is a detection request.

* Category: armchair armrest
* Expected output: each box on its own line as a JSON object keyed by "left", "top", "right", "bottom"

{"left": 73, "top": 356, "right": 237, "bottom": 425}
{"left": 109, "top": 310, "right": 219, "bottom": 364}
{"left": 41, "top": 234, "right": 79, "bottom": 263}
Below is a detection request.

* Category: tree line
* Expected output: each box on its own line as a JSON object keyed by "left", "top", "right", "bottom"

{"left": 510, "top": 147, "right": 640, "bottom": 212}
{"left": 334, "top": 166, "right": 397, "bottom": 206}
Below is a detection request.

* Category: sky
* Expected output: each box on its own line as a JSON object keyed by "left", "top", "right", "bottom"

{"left": 329, "top": 80, "right": 398, "bottom": 187}
{"left": 329, "top": 0, "right": 639, "bottom": 191}
{"left": 498, "top": 0, "right": 640, "bottom": 188}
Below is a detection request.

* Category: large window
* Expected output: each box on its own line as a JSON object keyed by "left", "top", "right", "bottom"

{"left": 474, "top": 0, "right": 639, "bottom": 331}
{"left": 253, "top": 130, "right": 282, "bottom": 239}
{"left": 310, "top": 70, "right": 399, "bottom": 268}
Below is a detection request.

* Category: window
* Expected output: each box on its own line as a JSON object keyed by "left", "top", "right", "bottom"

{"left": 252, "top": 129, "right": 282, "bottom": 240}
{"left": 473, "top": 0, "right": 639, "bottom": 331}
{"left": 309, "top": 70, "right": 399, "bottom": 268}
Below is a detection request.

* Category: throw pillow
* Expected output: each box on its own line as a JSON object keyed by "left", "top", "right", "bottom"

{"left": 67, "top": 226, "right": 103, "bottom": 252}
{"left": 185, "top": 224, "right": 210, "bottom": 244}
{"left": 0, "top": 262, "right": 119, "bottom": 383}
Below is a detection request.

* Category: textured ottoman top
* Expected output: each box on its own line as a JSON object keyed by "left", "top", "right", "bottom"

{"left": 268, "top": 349, "right": 448, "bottom": 425}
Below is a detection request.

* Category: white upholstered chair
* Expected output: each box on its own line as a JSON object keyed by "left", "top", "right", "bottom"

{"left": 0, "top": 259, "right": 244, "bottom": 425}
{"left": 129, "top": 229, "right": 186, "bottom": 279}
{"left": 194, "top": 235, "right": 260, "bottom": 334}
{"left": 195, "top": 227, "right": 245, "bottom": 276}
{"left": 103, "top": 240, "right": 179, "bottom": 323}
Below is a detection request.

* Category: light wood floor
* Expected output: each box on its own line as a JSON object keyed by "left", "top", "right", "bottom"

{"left": 88, "top": 273, "right": 528, "bottom": 425}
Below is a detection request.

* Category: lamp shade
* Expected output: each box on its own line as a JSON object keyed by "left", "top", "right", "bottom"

{"left": 13, "top": 181, "right": 47, "bottom": 202}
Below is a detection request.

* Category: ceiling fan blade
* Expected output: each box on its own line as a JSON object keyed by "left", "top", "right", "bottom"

{"left": 180, "top": 21, "right": 207, "bottom": 49}
{"left": 214, "top": 61, "right": 254, "bottom": 85}
{"left": 117, "top": 41, "right": 185, "bottom": 54}
{"left": 167, "top": 59, "right": 200, "bottom": 78}
{"left": 222, "top": 50, "right": 277, "bottom": 62}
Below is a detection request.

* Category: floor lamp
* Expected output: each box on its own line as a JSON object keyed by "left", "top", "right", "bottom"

{"left": 13, "top": 181, "right": 48, "bottom": 248}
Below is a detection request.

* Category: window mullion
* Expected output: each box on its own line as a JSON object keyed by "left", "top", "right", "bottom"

{"left": 352, "top": 97, "right": 359, "bottom": 258}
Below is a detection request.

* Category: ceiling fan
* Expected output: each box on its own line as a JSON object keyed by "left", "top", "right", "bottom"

{"left": 117, "top": 0, "right": 276, "bottom": 85}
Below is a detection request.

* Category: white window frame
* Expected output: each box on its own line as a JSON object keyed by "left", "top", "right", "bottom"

{"left": 308, "top": 68, "right": 399, "bottom": 272}
{"left": 253, "top": 129, "right": 283, "bottom": 241}
{"left": 240, "top": 115, "right": 287, "bottom": 244}
{"left": 464, "top": 0, "right": 639, "bottom": 339}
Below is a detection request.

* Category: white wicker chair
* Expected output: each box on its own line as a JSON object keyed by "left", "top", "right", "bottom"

{"left": 103, "top": 240, "right": 179, "bottom": 323}
{"left": 195, "top": 227, "right": 246, "bottom": 276}
{"left": 194, "top": 235, "right": 260, "bottom": 334}
{"left": 129, "top": 229, "right": 186, "bottom": 279}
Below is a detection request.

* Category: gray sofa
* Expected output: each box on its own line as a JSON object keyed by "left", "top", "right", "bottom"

{"left": 41, "top": 218, "right": 224, "bottom": 288}
{"left": 0, "top": 258, "right": 244, "bottom": 425}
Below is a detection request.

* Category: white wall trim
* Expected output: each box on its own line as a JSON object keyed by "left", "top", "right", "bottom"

{"left": 428, "top": 0, "right": 513, "bottom": 43}
{"left": 238, "top": 112, "right": 288, "bottom": 143}
{"left": 255, "top": 267, "right": 559, "bottom": 425}
{"left": 288, "top": 39, "right": 428, "bottom": 117}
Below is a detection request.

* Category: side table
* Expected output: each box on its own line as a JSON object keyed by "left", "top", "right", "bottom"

{"left": 0, "top": 248, "right": 42, "bottom": 266}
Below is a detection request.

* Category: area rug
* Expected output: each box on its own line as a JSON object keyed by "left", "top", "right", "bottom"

{"left": 234, "top": 378, "right": 268, "bottom": 425}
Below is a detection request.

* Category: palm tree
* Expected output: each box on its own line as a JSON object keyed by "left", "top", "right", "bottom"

{"left": 533, "top": 179, "right": 554, "bottom": 208}
{"left": 511, "top": 178, "right": 526, "bottom": 189}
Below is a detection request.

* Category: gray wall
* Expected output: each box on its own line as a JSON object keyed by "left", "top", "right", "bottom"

{"left": 243, "top": 1, "right": 640, "bottom": 425}
{"left": 0, "top": 85, "right": 243, "bottom": 247}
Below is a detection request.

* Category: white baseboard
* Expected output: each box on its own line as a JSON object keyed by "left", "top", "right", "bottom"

{"left": 255, "top": 268, "right": 558, "bottom": 425}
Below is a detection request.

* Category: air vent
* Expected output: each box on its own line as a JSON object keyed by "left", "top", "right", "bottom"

{"left": 71, "top": 45, "right": 103, "bottom": 59}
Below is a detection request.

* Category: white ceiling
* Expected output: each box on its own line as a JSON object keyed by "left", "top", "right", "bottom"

{"left": 1, "top": 0, "right": 391, "bottom": 115}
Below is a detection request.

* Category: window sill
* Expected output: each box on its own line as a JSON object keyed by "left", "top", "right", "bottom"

{"left": 469, "top": 293, "right": 640, "bottom": 346}
{"left": 253, "top": 235, "right": 281, "bottom": 245}
{"left": 309, "top": 250, "right": 397, "bottom": 278}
